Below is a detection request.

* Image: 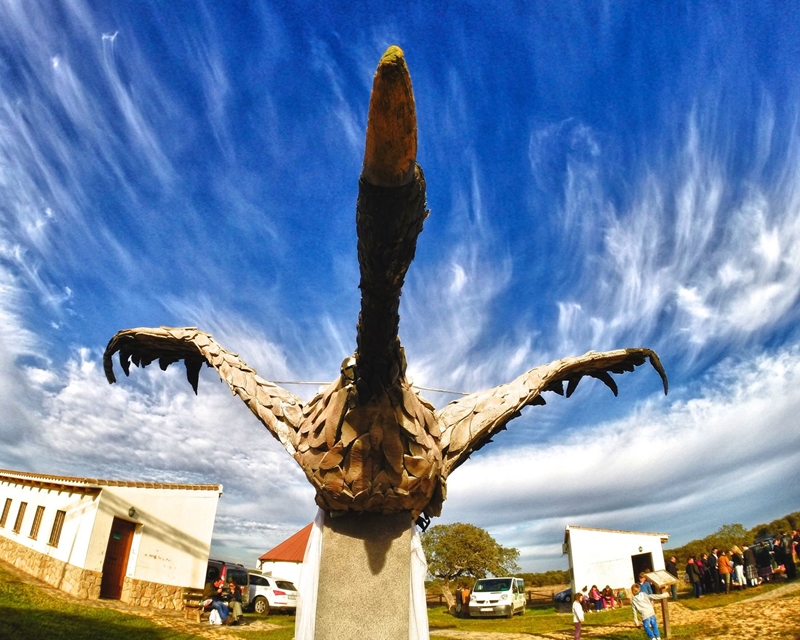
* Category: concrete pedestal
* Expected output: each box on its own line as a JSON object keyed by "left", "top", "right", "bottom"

{"left": 315, "top": 511, "right": 412, "bottom": 640}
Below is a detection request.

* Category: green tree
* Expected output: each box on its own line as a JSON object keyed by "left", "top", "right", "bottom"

{"left": 422, "top": 522, "right": 520, "bottom": 609}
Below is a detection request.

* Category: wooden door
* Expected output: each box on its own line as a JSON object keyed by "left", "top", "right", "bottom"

{"left": 99, "top": 517, "right": 136, "bottom": 599}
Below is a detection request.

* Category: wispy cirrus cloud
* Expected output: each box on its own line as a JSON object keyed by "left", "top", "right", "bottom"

{"left": 534, "top": 104, "right": 800, "bottom": 364}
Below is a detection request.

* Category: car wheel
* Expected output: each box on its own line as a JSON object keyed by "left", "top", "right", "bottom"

{"left": 565, "top": 594, "right": 572, "bottom": 602}
{"left": 253, "top": 596, "right": 270, "bottom": 615}
{"left": 506, "top": 605, "right": 513, "bottom": 619}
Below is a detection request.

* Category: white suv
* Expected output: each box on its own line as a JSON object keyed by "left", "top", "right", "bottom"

{"left": 247, "top": 572, "right": 298, "bottom": 615}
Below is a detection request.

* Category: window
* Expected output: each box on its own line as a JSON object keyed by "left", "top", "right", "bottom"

{"left": 0, "top": 498, "right": 11, "bottom": 527}
{"left": 29, "top": 506, "right": 45, "bottom": 540}
{"left": 48, "top": 510, "right": 66, "bottom": 547}
{"left": 12, "top": 502, "right": 27, "bottom": 533}
{"left": 249, "top": 574, "right": 269, "bottom": 587}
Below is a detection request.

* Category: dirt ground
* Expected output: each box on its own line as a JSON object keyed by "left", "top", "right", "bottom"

{"left": 431, "top": 582, "right": 800, "bottom": 640}
{"left": 8, "top": 558, "right": 800, "bottom": 639}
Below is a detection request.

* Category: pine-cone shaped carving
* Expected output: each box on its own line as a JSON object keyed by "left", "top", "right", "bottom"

{"left": 293, "top": 364, "right": 442, "bottom": 517}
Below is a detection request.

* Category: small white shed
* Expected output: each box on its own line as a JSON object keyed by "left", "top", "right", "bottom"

{"left": 563, "top": 525, "right": 669, "bottom": 594}
{"left": 257, "top": 522, "right": 311, "bottom": 586}
{"left": 0, "top": 468, "right": 221, "bottom": 610}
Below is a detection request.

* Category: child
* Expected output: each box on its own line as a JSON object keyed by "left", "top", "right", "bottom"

{"left": 572, "top": 592, "right": 585, "bottom": 640}
{"left": 630, "top": 583, "right": 669, "bottom": 640}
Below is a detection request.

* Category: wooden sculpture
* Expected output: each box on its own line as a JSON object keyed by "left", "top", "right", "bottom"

{"left": 104, "top": 46, "right": 667, "bottom": 525}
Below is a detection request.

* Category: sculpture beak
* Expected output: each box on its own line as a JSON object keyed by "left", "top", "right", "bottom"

{"left": 361, "top": 45, "right": 417, "bottom": 188}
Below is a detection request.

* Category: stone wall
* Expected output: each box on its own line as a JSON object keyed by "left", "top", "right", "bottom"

{"left": 0, "top": 535, "right": 102, "bottom": 599}
{"left": 0, "top": 535, "right": 189, "bottom": 610}
{"left": 121, "top": 575, "right": 185, "bottom": 610}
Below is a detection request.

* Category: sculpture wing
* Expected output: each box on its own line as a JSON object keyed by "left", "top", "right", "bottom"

{"left": 435, "top": 348, "right": 667, "bottom": 477}
{"left": 104, "top": 326, "right": 303, "bottom": 455}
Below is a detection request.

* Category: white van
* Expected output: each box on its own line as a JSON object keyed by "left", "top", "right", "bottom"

{"left": 468, "top": 577, "right": 526, "bottom": 618}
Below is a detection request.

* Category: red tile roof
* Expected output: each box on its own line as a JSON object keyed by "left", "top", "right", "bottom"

{"left": 259, "top": 523, "right": 313, "bottom": 563}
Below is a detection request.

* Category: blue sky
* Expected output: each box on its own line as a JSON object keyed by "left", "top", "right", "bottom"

{"left": 1, "top": 1, "right": 799, "bottom": 571}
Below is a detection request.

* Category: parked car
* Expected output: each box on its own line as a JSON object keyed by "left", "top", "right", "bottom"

{"left": 205, "top": 559, "right": 250, "bottom": 599}
{"left": 248, "top": 572, "right": 298, "bottom": 615}
{"left": 468, "top": 577, "right": 525, "bottom": 618}
{"left": 553, "top": 587, "right": 572, "bottom": 602}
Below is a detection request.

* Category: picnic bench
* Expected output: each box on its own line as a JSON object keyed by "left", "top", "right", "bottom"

{"left": 183, "top": 587, "right": 209, "bottom": 623}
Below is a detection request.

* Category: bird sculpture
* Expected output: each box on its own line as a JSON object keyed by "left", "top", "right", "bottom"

{"left": 104, "top": 46, "right": 667, "bottom": 527}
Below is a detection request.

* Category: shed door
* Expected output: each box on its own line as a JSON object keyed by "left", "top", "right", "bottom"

{"left": 100, "top": 517, "right": 136, "bottom": 599}
{"left": 631, "top": 551, "right": 654, "bottom": 581}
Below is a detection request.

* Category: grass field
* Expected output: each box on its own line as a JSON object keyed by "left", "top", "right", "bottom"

{"left": 4, "top": 561, "right": 798, "bottom": 640}
{"left": 0, "top": 564, "right": 197, "bottom": 640}
{"left": 0, "top": 562, "right": 294, "bottom": 640}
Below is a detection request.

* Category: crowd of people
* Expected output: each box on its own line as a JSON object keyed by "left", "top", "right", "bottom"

{"left": 202, "top": 575, "right": 245, "bottom": 626}
{"left": 571, "top": 532, "right": 799, "bottom": 640}
{"left": 684, "top": 531, "right": 798, "bottom": 597}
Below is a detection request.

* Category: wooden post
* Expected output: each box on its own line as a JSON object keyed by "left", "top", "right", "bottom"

{"left": 660, "top": 597, "right": 671, "bottom": 638}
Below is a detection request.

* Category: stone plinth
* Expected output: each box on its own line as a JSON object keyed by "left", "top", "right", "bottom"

{"left": 315, "top": 511, "right": 412, "bottom": 640}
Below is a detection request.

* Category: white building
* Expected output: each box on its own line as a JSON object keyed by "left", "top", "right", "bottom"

{"left": 563, "top": 525, "right": 669, "bottom": 594}
{"left": 0, "top": 468, "right": 221, "bottom": 610}
{"left": 257, "top": 522, "right": 311, "bottom": 586}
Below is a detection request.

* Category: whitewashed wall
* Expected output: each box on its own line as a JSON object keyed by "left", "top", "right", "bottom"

{"left": 258, "top": 559, "right": 302, "bottom": 586}
{"left": 84, "top": 485, "right": 220, "bottom": 588}
{"left": 1, "top": 476, "right": 221, "bottom": 590}
{"left": 566, "top": 528, "right": 666, "bottom": 593}
{"left": 0, "top": 479, "right": 100, "bottom": 569}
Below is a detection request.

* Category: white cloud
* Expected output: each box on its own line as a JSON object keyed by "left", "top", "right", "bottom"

{"left": 442, "top": 345, "right": 800, "bottom": 570}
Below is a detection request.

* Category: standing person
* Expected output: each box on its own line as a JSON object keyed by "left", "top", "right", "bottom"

{"left": 793, "top": 530, "right": 800, "bottom": 560}
{"left": 757, "top": 541, "right": 774, "bottom": 583}
{"left": 731, "top": 546, "right": 745, "bottom": 590}
{"left": 782, "top": 533, "right": 796, "bottom": 580}
{"left": 696, "top": 555, "right": 708, "bottom": 592}
{"left": 743, "top": 545, "right": 758, "bottom": 587}
{"left": 774, "top": 537, "right": 787, "bottom": 574}
{"left": 461, "top": 584, "right": 471, "bottom": 618}
{"left": 686, "top": 557, "right": 702, "bottom": 598}
{"left": 638, "top": 572, "right": 653, "bottom": 595}
{"left": 707, "top": 548, "right": 720, "bottom": 593}
{"left": 630, "top": 583, "right": 670, "bottom": 640}
{"left": 572, "top": 592, "right": 585, "bottom": 640}
{"left": 718, "top": 551, "right": 732, "bottom": 594}
{"left": 665, "top": 556, "right": 679, "bottom": 600}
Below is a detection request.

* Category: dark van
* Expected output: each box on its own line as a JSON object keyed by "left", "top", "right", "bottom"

{"left": 205, "top": 559, "right": 250, "bottom": 601}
